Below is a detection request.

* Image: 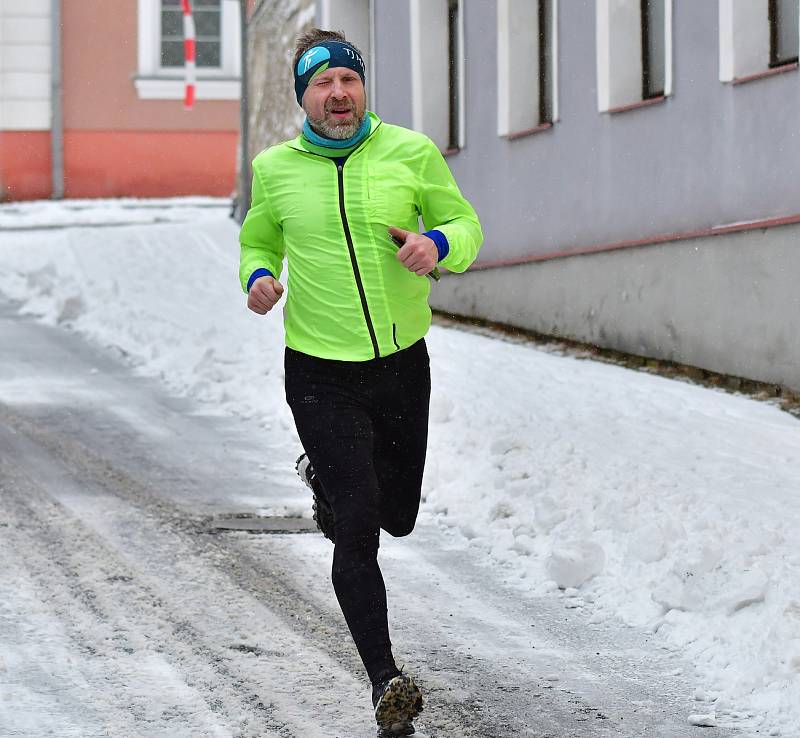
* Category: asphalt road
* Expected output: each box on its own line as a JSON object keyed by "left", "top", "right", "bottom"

{"left": 0, "top": 300, "right": 744, "bottom": 737}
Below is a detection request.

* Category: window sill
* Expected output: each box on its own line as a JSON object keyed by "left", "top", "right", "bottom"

{"left": 503, "top": 122, "right": 553, "bottom": 141}
{"left": 133, "top": 76, "right": 241, "bottom": 100}
{"left": 731, "top": 62, "right": 798, "bottom": 86}
{"left": 606, "top": 95, "right": 666, "bottom": 115}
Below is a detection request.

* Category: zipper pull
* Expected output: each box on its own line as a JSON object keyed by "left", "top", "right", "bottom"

{"left": 337, "top": 164, "right": 343, "bottom": 172}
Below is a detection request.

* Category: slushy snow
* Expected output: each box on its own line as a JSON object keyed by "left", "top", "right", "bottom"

{"left": 1, "top": 199, "right": 799, "bottom": 736}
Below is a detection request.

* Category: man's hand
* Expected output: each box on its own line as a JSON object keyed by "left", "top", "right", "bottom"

{"left": 389, "top": 226, "right": 438, "bottom": 276}
{"left": 247, "top": 275, "right": 284, "bottom": 315}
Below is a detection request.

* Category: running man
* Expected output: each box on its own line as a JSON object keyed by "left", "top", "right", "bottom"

{"left": 239, "top": 28, "right": 482, "bottom": 737}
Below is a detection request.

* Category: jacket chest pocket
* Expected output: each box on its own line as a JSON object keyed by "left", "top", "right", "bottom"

{"left": 366, "top": 162, "right": 420, "bottom": 230}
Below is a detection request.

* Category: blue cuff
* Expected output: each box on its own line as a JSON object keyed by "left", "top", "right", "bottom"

{"left": 247, "top": 268, "right": 274, "bottom": 291}
{"left": 423, "top": 229, "right": 450, "bottom": 262}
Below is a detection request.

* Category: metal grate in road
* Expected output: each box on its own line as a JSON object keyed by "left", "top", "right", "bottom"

{"left": 209, "top": 514, "right": 318, "bottom": 534}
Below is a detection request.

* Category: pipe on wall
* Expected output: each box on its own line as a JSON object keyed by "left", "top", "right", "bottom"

{"left": 237, "top": 0, "right": 251, "bottom": 222}
{"left": 50, "top": 0, "right": 64, "bottom": 199}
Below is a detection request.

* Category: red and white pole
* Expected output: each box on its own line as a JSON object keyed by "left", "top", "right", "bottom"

{"left": 181, "top": 0, "right": 196, "bottom": 110}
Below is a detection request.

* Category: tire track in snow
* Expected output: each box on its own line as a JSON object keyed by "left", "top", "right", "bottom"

{"left": 0, "top": 414, "right": 372, "bottom": 738}
{"left": 239, "top": 533, "right": 726, "bottom": 738}
{"left": 0, "top": 406, "right": 507, "bottom": 737}
{"left": 0, "top": 453, "right": 292, "bottom": 738}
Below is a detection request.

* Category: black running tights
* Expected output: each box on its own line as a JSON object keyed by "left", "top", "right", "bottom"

{"left": 284, "top": 339, "right": 430, "bottom": 685}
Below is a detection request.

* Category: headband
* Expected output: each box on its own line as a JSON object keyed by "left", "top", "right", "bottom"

{"left": 294, "top": 40, "right": 366, "bottom": 105}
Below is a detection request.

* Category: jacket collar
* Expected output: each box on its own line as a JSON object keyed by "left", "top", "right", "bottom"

{"left": 288, "top": 111, "right": 382, "bottom": 158}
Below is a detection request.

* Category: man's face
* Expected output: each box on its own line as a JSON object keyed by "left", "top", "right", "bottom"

{"left": 302, "top": 66, "right": 366, "bottom": 140}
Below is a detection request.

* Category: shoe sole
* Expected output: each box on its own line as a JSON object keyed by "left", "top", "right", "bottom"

{"left": 297, "top": 455, "right": 336, "bottom": 543}
{"left": 311, "top": 493, "right": 336, "bottom": 543}
{"left": 375, "top": 675, "right": 423, "bottom": 733}
{"left": 377, "top": 725, "right": 415, "bottom": 737}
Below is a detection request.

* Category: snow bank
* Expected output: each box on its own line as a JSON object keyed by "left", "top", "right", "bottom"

{"left": 1, "top": 201, "right": 799, "bottom": 736}
{"left": 0, "top": 197, "right": 230, "bottom": 230}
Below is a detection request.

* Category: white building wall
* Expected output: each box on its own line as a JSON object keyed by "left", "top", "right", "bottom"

{"left": 0, "top": 0, "right": 52, "bottom": 131}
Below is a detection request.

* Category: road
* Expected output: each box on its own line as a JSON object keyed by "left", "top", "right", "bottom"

{"left": 0, "top": 300, "right": 742, "bottom": 737}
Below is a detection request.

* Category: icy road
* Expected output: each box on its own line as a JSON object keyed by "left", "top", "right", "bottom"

{"left": 0, "top": 302, "right": 739, "bottom": 738}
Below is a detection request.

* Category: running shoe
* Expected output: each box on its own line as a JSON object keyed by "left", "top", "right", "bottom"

{"left": 372, "top": 673, "right": 423, "bottom": 737}
{"left": 295, "top": 453, "right": 335, "bottom": 543}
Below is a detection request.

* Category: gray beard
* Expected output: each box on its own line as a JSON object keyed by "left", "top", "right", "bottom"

{"left": 307, "top": 110, "right": 364, "bottom": 140}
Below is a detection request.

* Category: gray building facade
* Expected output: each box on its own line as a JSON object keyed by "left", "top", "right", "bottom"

{"left": 315, "top": 0, "right": 800, "bottom": 390}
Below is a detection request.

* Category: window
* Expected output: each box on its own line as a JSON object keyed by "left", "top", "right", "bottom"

{"left": 410, "top": 0, "right": 464, "bottom": 153}
{"left": 720, "top": 0, "right": 799, "bottom": 82}
{"left": 160, "top": 0, "right": 221, "bottom": 69}
{"left": 641, "top": 0, "right": 665, "bottom": 98}
{"left": 539, "top": 0, "right": 555, "bottom": 124}
{"left": 134, "top": 0, "right": 241, "bottom": 101}
{"left": 497, "top": 0, "right": 558, "bottom": 137}
{"left": 447, "top": 0, "right": 460, "bottom": 151}
{"left": 596, "top": 0, "right": 672, "bottom": 112}
{"left": 0, "top": 0, "right": 52, "bottom": 131}
{"left": 769, "top": 0, "right": 799, "bottom": 67}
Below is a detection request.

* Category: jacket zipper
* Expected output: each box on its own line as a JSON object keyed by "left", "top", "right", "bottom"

{"left": 337, "top": 161, "right": 380, "bottom": 359}
{"left": 392, "top": 323, "right": 400, "bottom": 350}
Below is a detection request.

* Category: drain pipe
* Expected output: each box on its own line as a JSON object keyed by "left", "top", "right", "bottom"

{"left": 50, "top": 0, "right": 64, "bottom": 199}
{"left": 236, "top": 0, "right": 251, "bottom": 223}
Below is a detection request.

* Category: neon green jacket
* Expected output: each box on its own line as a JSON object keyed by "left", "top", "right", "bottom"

{"left": 239, "top": 112, "right": 483, "bottom": 361}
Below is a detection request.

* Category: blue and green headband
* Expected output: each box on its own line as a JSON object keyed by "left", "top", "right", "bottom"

{"left": 294, "top": 40, "right": 366, "bottom": 105}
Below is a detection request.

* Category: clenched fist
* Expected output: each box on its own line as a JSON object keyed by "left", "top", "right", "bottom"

{"left": 389, "top": 226, "right": 438, "bottom": 277}
{"left": 247, "top": 275, "right": 284, "bottom": 315}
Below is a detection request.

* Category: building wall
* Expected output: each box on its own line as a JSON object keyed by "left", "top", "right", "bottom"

{"left": 362, "top": 1, "right": 800, "bottom": 389}
{"left": 60, "top": 0, "right": 239, "bottom": 198}
{"left": 370, "top": 1, "right": 413, "bottom": 129}
{"left": 61, "top": 130, "right": 237, "bottom": 198}
{"left": 0, "top": 0, "right": 52, "bottom": 200}
{"left": 431, "top": 222, "right": 800, "bottom": 392}
{"left": 373, "top": 1, "right": 800, "bottom": 262}
{"left": 0, "top": 0, "right": 242, "bottom": 200}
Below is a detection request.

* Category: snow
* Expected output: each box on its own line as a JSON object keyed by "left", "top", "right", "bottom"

{"left": 688, "top": 712, "right": 718, "bottom": 728}
{"left": 545, "top": 540, "right": 606, "bottom": 589}
{"left": 0, "top": 197, "right": 230, "bottom": 230}
{"left": 2, "top": 198, "right": 800, "bottom": 735}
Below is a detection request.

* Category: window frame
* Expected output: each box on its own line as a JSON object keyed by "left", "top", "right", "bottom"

{"left": 497, "top": 0, "right": 559, "bottom": 139}
{"left": 719, "top": 0, "right": 799, "bottom": 84}
{"left": 596, "top": 0, "right": 672, "bottom": 114}
{"left": 134, "top": 0, "right": 241, "bottom": 101}
{"left": 410, "top": 0, "right": 464, "bottom": 154}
